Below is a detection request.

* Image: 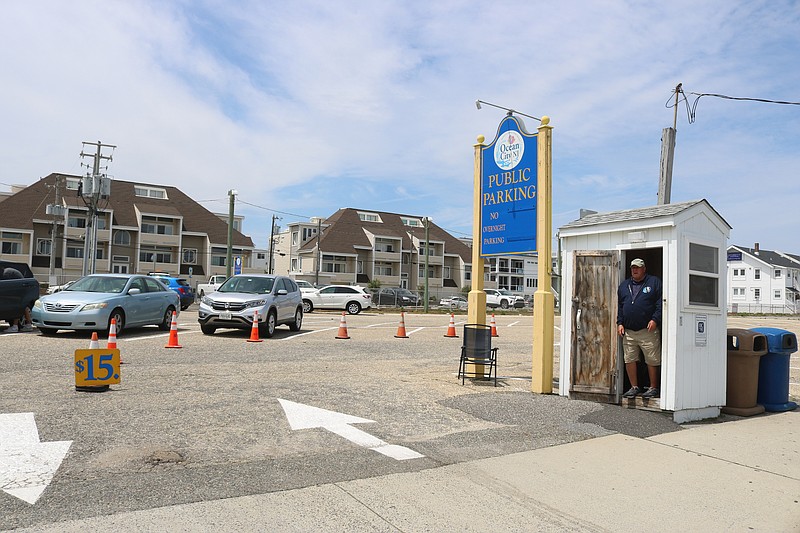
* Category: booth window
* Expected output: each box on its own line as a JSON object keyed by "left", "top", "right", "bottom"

{"left": 688, "top": 242, "right": 719, "bottom": 306}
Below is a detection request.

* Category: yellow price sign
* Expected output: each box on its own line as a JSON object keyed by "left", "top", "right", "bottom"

{"left": 74, "top": 349, "right": 121, "bottom": 387}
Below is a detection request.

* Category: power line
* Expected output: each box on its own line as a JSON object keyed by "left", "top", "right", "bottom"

{"left": 668, "top": 87, "right": 800, "bottom": 124}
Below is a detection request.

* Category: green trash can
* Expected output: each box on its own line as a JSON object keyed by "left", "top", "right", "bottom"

{"left": 721, "top": 328, "right": 768, "bottom": 416}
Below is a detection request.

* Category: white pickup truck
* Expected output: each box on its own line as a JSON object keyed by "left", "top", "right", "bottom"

{"left": 196, "top": 275, "right": 228, "bottom": 297}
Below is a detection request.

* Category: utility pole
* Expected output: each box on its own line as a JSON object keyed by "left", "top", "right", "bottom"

{"left": 46, "top": 175, "right": 65, "bottom": 287}
{"left": 226, "top": 189, "right": 236, "bottom": 278}
{"left": 314, "top": 217, "right": 322, "bottom": 286}
{"left": 423, "top": 217, "right": 430, "bottom": 313}
{"left": 657, "top": 83, "right": 681, "bottom": 205}
{"left": 268, "top": 214, "right": 280, "bottom": 274}
{"left": 79, "top": 141, "right": 115, "bottom": 275}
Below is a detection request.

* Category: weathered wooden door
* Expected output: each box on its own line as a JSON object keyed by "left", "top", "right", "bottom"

{"left": 570, "top": 251, "right": 620, "bottom": 403}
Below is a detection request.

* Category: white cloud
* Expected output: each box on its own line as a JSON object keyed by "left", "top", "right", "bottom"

{"left": 1, "top": 0, "right": 798, "bottom": 253}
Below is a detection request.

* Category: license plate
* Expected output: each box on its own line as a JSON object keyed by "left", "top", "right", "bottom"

{"left": 219, "top": 311, "right": 232, "bottom": 320}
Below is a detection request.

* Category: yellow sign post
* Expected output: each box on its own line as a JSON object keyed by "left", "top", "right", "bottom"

{"left": 74, "top": 348, "right": 121, "bottom": 391}
{"left": 532, "top": 117, "right": 554, "bottom": 393}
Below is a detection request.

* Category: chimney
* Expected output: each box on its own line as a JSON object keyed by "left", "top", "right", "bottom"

{"left": 754, "top": 242, "right": 760, "bottom": 255}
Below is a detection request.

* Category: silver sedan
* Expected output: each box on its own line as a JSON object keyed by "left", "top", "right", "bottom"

{"left": 31, "top": 274, "right": 180, "bottom": 336}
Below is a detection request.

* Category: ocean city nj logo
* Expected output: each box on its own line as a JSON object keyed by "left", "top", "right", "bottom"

{"left": 494, "top": 130, "right": 525, "bottom": 170}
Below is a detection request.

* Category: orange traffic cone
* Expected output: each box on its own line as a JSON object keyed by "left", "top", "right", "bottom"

{"left": 107, "top": 318, "right": 118, "bottom": 349}
{"left": 490, "top": 313, "right": 499, "bottom": 338}
{"left": 247, "top": 310, "right": 263, "bottom": 342}
{"left": 335, "top": 312, "right": 350, "bottom": 339}
{"left": 165, "top": 311, "right": 182, "bottom": 348}
{"left": 394, "top": 311, "right": 409, "bottom": 338}
{"left": 444, "top": 314, "right": 458, "bottom": 338}
{"left": 89, "top": 331, "right": 100, "bottom": 349}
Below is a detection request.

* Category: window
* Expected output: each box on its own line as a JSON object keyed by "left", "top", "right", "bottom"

{"left": 732, "top": 287, "right": 745, "bottom": 297}
{"left": 183, "top": 248, "right": 197, "bottom": 264}
{"left": 112, "top": 264, "right": 128, "bottom": 274}
{"left": 401, "top": 217, "right": 422, "bottom": 227}
{"left": 36, "top": 239, "right": 52, "bottom": 256}
{"left": 688, "top": 242, "right": 719, "bottom": 306}
{"left": 443, "top": 266, "right": 451, "bottom": 278}
{"left": 774, "top": 290, "right": 782, "bottom": 299}
{"left": 256, "top": 252, "right": 266, "bottom": 260}
{"left": 754, "top": 288, "right": 761, "bottom": 299}
{"left": 139, "top": 247, "right": 172, "bottom": 263}
{"left": 754, "top": 269, "right": 760, "bottom": 280}
{"left": 291, "top": 258, "right": 298, "bottom": 271}
{"left": 292, "top": 232, "right": 298, "bottom": 245}
{"left": 465, "top": 265, "right": 471, "bottom": 281}
{"left": 375, "top": 262, "right": 393, "bottom": 276}
{"left": 134, "top": 186, "right": 168, "bottom": 199}
{"left": 418, "top": 265, "right": 434, "bottom": 278}
{"left": 65, "top": 178, "right": 80, "bottom": 190}
{"left": 322, "top": 254, "right": 347, "bottom": 273}
{"left": 775, "top": 269, "right": 782, "bottom": 278}
{"left": 526, "top": 278, "right": 538, "bottom": 288}
{"left": 357, "top": 212, "right": 381, "bottom": 223}
{"left": 732, "top": 268, "right": 745, "bottom": 277}
{"left": 112, "top": 255, "right": 129, "bottom": 262}
{"left": 302, "top": 227, "right": 317, "bottom": 240}
{"left": 141, "top": 216, "right": 174, "bottom": 235}
{"left": 67, "top": 246, "right": 84, "bottom": 258}
{"left": 375, "top": 237, "right": 397, "bottom": 253}
{"left": 113, "top": 230, "right": 131, "bottom": 246}
{"left": 67, "top": 216, "right": 87, "bottom": 228}
{"left": 1, "top": 242, "right": 21, "bottom": 254}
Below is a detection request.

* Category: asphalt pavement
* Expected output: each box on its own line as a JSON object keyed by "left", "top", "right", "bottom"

{"left": 1, "top": 310, "right": 798, "bottom": 531}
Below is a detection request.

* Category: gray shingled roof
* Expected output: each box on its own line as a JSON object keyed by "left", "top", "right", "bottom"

{"left": 560, "top": 199, "right": 731, "bottom": 230}
{"left": 729, "top": 245, "right": 800, "bottom": 268}
{"left": 1, "top": 173, "right": 253, "bottom": 247}
{"left": 299, "top": 208, "right": 472, "bottom": 262}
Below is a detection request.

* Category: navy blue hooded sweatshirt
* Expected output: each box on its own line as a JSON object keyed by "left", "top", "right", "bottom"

{"left": 617, "top": 273, "right": 663, "bottom": 331}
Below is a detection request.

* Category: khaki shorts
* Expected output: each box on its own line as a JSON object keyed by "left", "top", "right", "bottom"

{"left": 623, "top": 327, "right": 661, "bottom": 366}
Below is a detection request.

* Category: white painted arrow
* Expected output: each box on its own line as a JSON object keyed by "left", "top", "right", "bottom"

{"left": 0, "top": 413, "right": 72, "bottom": 504}
{"left": 278, "top": 399, "right": 424, "bottom": 461}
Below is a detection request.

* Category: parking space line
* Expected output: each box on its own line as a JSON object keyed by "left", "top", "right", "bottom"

{"left": 122, "top": 329, "right": 203, "bottom": 342}
{"left": 407, "top": 327, "right": 425, "bottom": 335}
{"left": 280, "top": 327, "right": 338, "bottom": 340}
{"left": 365, "top": 322, "right": 398, "bottom": 328}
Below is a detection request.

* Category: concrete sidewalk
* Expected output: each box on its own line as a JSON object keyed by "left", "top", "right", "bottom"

{"left": 15, "top": 411, "right": 800, "bottom": 533}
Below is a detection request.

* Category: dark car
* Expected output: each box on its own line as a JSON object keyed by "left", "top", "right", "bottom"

{"left": 0, "top": 261, "right": 40, "bottom": 326}
{"left": 375, "top": 287, "right": 420, "bottom": 307}
{"left": 151, "top": 275, "right": 195, "bottom": 310}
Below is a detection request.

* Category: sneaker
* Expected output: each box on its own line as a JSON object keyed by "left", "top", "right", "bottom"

{"left": 6, "top": 325, "right": 19, "bottom": 333}
{"left": 642, "top": 387, "right": 660, "bottom": 399}
{"left": 21, "top": 324, "right": 33, "bottom": 332}
{"left": 622, "top": 386, "right": 641, "bottom": 398}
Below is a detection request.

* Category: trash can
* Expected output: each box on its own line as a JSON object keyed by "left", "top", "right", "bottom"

{"left": 750, "top": 327, "right": 798, "bottom": 412}
{"left": 721, "top": 329, "right": 768, "bottom": 416}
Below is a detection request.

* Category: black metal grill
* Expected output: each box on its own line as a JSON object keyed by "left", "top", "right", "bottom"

{"left": 210, "top": 301, "right": 246, "bottom": 311}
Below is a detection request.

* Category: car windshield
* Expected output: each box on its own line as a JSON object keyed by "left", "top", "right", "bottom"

{"left": 219, "top": 276, "right": 274, "bottom": 294}
{"left": 498, "top": 289, "right": 514, "bottom": 296}
{"left": 67, "top": 276, "right": 128, "bottom": 293}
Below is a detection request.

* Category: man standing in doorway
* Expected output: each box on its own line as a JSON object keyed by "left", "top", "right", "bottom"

{"left": 617, "top": 258, "right": 662, "bottom": 399}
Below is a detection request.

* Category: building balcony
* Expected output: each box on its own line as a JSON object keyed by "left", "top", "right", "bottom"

{"left": 373, "top": 250, "right": 401, "bottom": 262}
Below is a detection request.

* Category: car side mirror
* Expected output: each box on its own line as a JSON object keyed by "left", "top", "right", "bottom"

{"left": 128, "top": 288, "right": 141, "bottom": 295}
{"left": 277, "top": 289, "right": 288, "bottom": 296}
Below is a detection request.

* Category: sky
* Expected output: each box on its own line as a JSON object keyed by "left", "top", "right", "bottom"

{"left": 2, "top": 1, "right": 799, "bottom": 254}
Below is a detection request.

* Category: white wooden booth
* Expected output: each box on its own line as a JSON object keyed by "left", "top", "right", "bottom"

{"left": 558, "top": 200, "right": 731, "bottom": 423}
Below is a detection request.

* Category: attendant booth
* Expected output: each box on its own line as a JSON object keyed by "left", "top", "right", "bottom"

{"left": 557, "top": 199, "right": 731, "bottom": 422}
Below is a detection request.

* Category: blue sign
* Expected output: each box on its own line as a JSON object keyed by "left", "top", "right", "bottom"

{"left": 727, "top": 251, "right": 742, "bottom": 262}
{"left": 234, "top": 255, "right": 242, "bottom": 275}
{"left": 480, "top": 115, "right": 538, "bottom": 256}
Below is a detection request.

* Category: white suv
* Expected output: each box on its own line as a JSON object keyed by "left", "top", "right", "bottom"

{"left": 303, "top": 285, "right": 372, "bottom": 314}
{"left": 484, "top": 289, "right": 524, "bottom": 310}
{"left": 198, "top": 274, "right": 303, "bottom": 337}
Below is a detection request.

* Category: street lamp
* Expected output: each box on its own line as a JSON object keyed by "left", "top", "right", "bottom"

{"left": 475, "top": 100, "right": 540, "bottom": 122}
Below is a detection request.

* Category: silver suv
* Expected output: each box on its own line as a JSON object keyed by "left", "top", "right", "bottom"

{"left": 198, "top": 274, "right": 303, "bottom": 337}
{"left": 484, "top": 288, "right": 524, "bottom": 310}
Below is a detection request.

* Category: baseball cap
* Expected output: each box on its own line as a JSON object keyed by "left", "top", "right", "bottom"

{"left": 630, "top": 258, "right": 645, "bottom": 267}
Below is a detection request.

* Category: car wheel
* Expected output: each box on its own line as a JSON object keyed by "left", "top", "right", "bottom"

{"left": 200, "top": 323, "right": 216, "bottom": 335}
{"left": 302, "top": 299, "right": 313, "bottom": 313}
{"left": 259, "top": 310, "right": 277, "bottom": 338}
{"left": 38, "top": 327, "right": 58, "bottom": 336}
{"left": 500, "top": 300, "right": 509, "bottom": 310}
{"left": 289, "top": 307, "right": 303, "bottom": 332}
{"left": 109, "top": 309, "right": 125, "bottom": 336}
{"left": 346, "top": 301, "right": 361, "bottom": 315}
{"left": 159, "top": 306, "right": 176, "bottom": 331}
